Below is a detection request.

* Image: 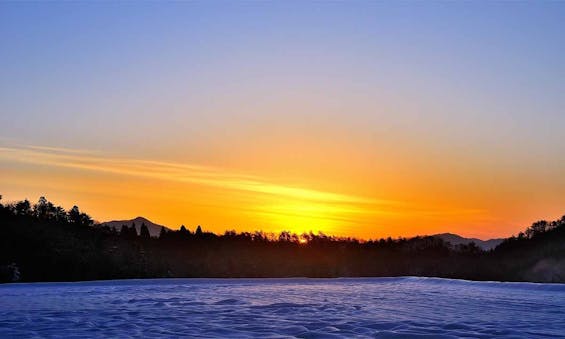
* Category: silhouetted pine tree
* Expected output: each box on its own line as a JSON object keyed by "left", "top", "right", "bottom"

{"left": 159, "top": 226, "right": 167, "bottom": 239}
{"left": 120, "top": 224, "right": 129, "bottom": 237}
{"left": 140, "top": 222, "right": 150, "bottom": 239}
{"left": 68, "top": 206, "right": 81, "bottom": 225}
{"left": 130, "top": 223, "right": 138, "bottom": 238}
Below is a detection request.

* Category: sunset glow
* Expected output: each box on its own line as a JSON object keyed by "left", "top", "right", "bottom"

{"left": 1, "top": 2, "right": 564, "bottom": 240}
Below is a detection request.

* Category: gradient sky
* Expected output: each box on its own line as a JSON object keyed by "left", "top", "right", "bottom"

{"left": 1, "top": 2, "right": 564, "bottom": 239}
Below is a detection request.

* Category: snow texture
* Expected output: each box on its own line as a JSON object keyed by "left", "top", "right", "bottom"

{"left": 1, "top": 277, "right": 564, "bottom": 338}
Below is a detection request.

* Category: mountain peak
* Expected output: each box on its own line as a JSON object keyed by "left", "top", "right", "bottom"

{"left": 432, "top": 233, "right": 503, "bottom": 251}
{"left": 435, "top": 232, "right": 460, "bottom": 237}
{"left": 100, "top": 216, "right": 171, "bottom": 237}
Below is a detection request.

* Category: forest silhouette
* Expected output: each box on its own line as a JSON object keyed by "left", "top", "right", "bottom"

{"left": 1, "top": 196, "right": 564, "bottom": 283}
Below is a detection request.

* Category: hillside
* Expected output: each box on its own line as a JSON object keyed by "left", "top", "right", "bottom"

{"left": 101, "top": 217, "right": 171, "bottom": 237}
{"left": 433, "top": 233, "right": 503, "bottom": 250}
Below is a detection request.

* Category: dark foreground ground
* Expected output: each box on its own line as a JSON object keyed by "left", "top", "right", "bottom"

{"left": 1, "top": 197, "right": 564, "bottom": 283}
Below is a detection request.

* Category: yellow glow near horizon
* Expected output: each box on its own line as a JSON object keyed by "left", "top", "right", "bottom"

{"left": 1, "top": 143, "right": 563, "bottom": 240}
{"left": 0, "top": 144, "right": 390, "bottom": 236}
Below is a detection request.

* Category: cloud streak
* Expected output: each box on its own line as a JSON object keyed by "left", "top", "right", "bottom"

{"left": 0, "top": 143, "right": 489, "bottom": 234}
{"left": 0, "top": 144, "right": 387, "bottom": 206}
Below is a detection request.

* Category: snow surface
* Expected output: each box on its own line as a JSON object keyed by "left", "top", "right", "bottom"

{"left": 1, "top": 277, "right": 564, "bottom": 338}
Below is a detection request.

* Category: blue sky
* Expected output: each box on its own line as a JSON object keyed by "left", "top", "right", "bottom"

{"left": 2, "top": 2, "right": 563, "bottom": 152}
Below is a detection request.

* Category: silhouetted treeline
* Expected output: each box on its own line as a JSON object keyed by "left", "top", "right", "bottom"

{"left": 1, "top": 196, "right": 564, "bottom": 283}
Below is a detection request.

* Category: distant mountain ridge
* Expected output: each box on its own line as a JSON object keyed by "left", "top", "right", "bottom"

{"left": 99, "top": 217, "right": 504, "bottom": 248}
{"left": 3, "top": 196, "right": 565, "bottom": 283}
{"left": 432, "top": 233, "right": 503, "bottom": 251}
{"left": 101, "top": 217, "right": 171, "bottom": 237}
{"left": 100, "top": 216, "right": 503, "bottom": 249}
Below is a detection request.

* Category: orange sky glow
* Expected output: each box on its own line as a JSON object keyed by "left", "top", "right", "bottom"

{"left": 2, "top": 3, "right": 564, "bottom": 240}
{"left": 1, "top": 143, "right": 563, "bottom": 240}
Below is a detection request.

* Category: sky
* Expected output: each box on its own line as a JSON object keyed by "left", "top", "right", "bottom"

{"left": 1, "top": 2, "right": 564, "bottom": 240}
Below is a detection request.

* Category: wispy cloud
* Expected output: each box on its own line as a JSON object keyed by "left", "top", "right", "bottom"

{"left": 0, "top": 144, "right": 387, "bottom": 206}
{"left": 0, "top": 143, "right": 488, "bottom": 231}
